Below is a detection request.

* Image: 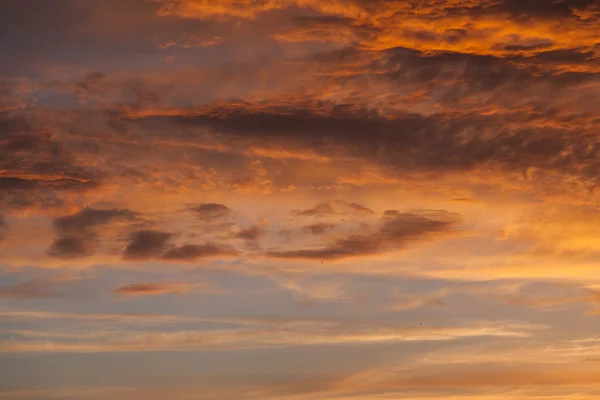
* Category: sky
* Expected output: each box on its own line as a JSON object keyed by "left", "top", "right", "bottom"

{"left": 1, "top": 0, "right": 600, "bottom": 399}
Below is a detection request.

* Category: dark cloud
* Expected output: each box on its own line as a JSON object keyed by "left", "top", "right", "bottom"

{"left": 0, "top": 214, "right": 7, "bottom": 241}
{"left": 48, "top": 208, "right": 137, "bottom": 259}
{"left": 0, "top": 114, "right": 99, "bottom": 183}
{"left": 0, "top": 112, "right": 102, "bottom": 210}
{"left": 131, "top": 96, "right": 600, "bottom": 185}
{"left": 162, "top": 243, "right": 236, "bottom": 261}
{"left": 503, "top": 43, "right": 553, "bottom": 52}
{"left": 123, "top": 230, "right": 173, "bottom": 260}
{"left": 491, "top": 0, "right": 593, "bottom": 20}
{"left": 53, "top": 208, "right": 136, "bottom": 235}
{"left": 0, "top": 177, "right": 95, "bottom": 191}
{"left": 187, "top": 203, "right": 233, "bottom": 220}
{"left": 525, "top": 49, "right": 597, "bottom": 63}
{"left": 443, "top": 28, "right": 468, "bottom": 44}
{"left": 292, "top": 15, "right": 354, "bottom": 26}
{"left": 123, "top": 229, "right": 237, "bottom": 262}
{"left": 293, "top": 201, "right": 374, "bottom": 217}
{"left": 2, "top": 0, "right": 596, "bottom": 212}
{"left": 402, "top": 29, "right": 438, "bottom": 42}
{"left": 233, "top": 225, "right": 265, "bottom": 241}
{"left": 76, "top": 72, "right": 107, "bottom": 90}
{"left": 268, "top": 210, "right": 460, "bottom": 260}
{"left": 378, "top": 46, "right": 599, "bottom": 109}
{"left": 303, "top": 222, "right": 337, "bottom": 235}
{"left": 379, "top": 210, "right": 460, "bottom": 240}
{"left": 294, "top": 202, "right": 336, "bottom": 217}
{"left": 47, "top": 236, "right": 94, "bottom": 259}
{"left": 384, "top": 48, "right": 533, "bottom": 92}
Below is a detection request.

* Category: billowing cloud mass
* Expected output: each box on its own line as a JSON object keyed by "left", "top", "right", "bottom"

{"left": 1, "top": 1, "right": 600, "bottom": 399}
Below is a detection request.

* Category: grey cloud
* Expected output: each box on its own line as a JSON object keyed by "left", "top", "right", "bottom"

{"left": 131, "top": 100, "right": 600, "bottom": 185}
{"left": 1, "top": 112, "right": 102, "bottom": 210}
{"left": 503, "top": 43, "right": 553, "bottom": 52}
{"left": 76, "top": 72, "right": 107, "bottom": 90}
{"left": 162, "top": 243, "right": 236, "bottom": 261}
{"left": 187, "top": 203, "right": 233, "bottom": 220}
{"left": 303, "top": 222, "right": 337, "bottom": 235}
{"left": 0, "top": 214, "right": 7, "bottom": 241}
{"left": 53, "top": 208, "right": 136, "bottom": 235}
{"left": 123, "top": 230, "right": 173, "bottom": 260}
{"left": 268, "top": 210, "right": 460, "bottom": 260}
{"left": 233, "top": 225, "right": 265, "bottom": 242}
{"left": 490, "top": 0, "right": 594, "bottom": 20}
{"left": 47, "top": 236, "right": 94, "bottom": 259}
{"left": 123, "top": 230, "right": 237, "bottom": 262}
{"left": 47, "top": 208, "right": 137, "bottom": 259}
{"left": 293, "top": 201, "right": 374, "bottom": 217}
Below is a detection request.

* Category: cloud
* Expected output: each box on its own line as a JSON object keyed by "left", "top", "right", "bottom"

{"left": 0, "top": 214, "right": 7, "bottom": 240}
{"left": 47, "top": 208, "right": 137, "bottom": 259}
{"left": 123, "top": 230, "right": 237, "bottom": 262}
{"left": 52, "top": 208, "right": 136, "bottom": 235}
{"left": 162, "top": 243, "right": 237, "bottom": 261}
{"left": 123, "top": 230, "right": 173, "bottom": 260}
{"left": 114, "top": 283, "right": 192, "bottom": 296}
{"left": 268, "top": 210, "right": 460, "bottom": 259}
{"left": 1, "top": 1, "right": 599, "bottom": 397}
{"left": 76, "top": 72, "right": 107, "bottom": 90}
{"left": 187, "top": 203, "right": 233, "bottom": 220}
{"left": 127, "top": 98, "right": 600, "bottom": 189}
{"left": 0, "top": 113, "right": 102, "bottom": 211}
{"left": 155, "top": 0, "right": 600, "bottom": 64}
{"left": 0, "top": 319, "right": 535, "bottom": 353}
{"left": 232, "top": 225, "right": 265, "bottom": 241}
{"left": 47, "top": 236, "right": 94, "bottom": 259}
{"left": 0, "top": 309, "right": 204, "bottom": 324}
{"left": 335, "top": 364, "right": 600, "bottom": 395}
{"left": 293, "top": 201, "right": 374, "bottom": 217}
{"left": 303, "top": 222, "right": 337, "bottom": 235}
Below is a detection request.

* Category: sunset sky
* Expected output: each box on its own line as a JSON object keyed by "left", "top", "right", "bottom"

{"left": 1, "top": 0, "right": 600, "bottom": 399}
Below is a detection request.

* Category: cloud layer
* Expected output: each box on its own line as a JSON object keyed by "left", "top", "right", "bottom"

{"left": 1, "top": 1, "right": 600, "bottom": 399}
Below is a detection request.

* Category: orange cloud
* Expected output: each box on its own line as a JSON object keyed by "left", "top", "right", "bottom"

{"left": 114, "top": 283, "right": 194, "bottom": 296}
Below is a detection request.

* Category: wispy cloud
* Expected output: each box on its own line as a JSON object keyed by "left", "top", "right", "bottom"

{"left": 0, "top": 319, "right": 538, "bottom": 353}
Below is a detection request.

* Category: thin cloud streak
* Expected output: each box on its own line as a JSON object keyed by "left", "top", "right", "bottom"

{"left": 0, "top": 322, "right": 538, "bottom": 353}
